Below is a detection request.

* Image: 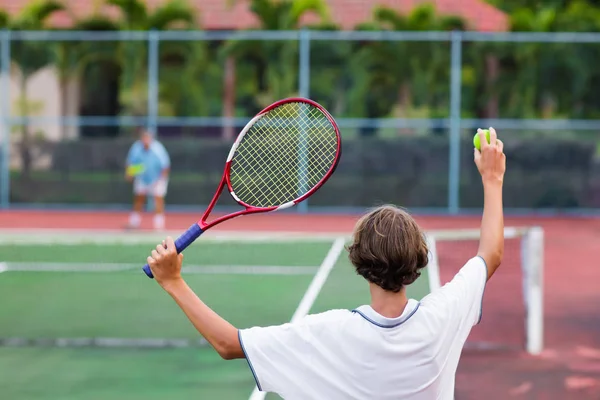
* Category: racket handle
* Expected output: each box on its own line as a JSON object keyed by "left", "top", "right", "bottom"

{"left": 142, "top": 223, "right": 204, "bottom": 279}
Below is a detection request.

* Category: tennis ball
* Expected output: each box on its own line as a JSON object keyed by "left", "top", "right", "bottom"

{"left": 473, "top": 129, "right": 490, "bottom": 151}
{"left": 126, "top": 164, "right": 144, "bottom": 176}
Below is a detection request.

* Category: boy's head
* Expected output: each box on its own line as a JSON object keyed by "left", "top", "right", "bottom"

{"left": 347, "top": 205, "right": 429, "bottom": 293}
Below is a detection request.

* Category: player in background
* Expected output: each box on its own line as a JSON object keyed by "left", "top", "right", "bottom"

{"left": 145, "top": 128, "right": 505, "bottom": 399}
{"left": 125, "top": 127, "right": 171, "bottom": 231}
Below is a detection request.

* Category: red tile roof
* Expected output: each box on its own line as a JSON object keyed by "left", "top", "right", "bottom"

{"left": 0, "top": 0, "right": 508, "bottom": 32}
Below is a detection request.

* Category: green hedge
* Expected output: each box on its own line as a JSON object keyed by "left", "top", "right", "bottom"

{"left": 10, "top": 135, "right": 599, "bottom": 209}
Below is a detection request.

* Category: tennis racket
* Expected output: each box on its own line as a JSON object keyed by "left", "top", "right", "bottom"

{"left": 142, "top": 97, "right": 341, "bottom": 278}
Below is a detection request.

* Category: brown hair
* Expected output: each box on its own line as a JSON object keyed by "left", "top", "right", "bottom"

{"left": 347, "top": 205, "right": 429, "bottom": 292}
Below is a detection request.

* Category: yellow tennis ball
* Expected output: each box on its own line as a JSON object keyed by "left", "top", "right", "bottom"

{"left": 473, "top": 129, "right": 490, "bottom": 151}
{"left": 127, "top": 164, "right": 144, "bottom": 176}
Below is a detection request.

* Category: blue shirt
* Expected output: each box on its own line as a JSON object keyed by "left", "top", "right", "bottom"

{"left": 126, "top": 140, "right": 170, "bottom": 185}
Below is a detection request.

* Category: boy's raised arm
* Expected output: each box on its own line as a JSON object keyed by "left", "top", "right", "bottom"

{"left": 474, "top": 128, "right": 506, "bottom": 280}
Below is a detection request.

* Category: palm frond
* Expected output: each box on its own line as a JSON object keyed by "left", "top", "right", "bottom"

{"left": 74, "top": 15, "right": 120, "bottom": 31}
{"left": 13, "top": 0, "right": 65, "bottom": 29}
{"left": 106, "top": 0, "right": 148, "bottom": 29}
{"left": 406, "top": 3, "right": 437, "bottom": 31}
{"left": 373, "top": 7, "right": 407, "bottom": 30}
{"left": 438, "top": 15, "right": 466, "bottom": 31}
{"left": 290, "top": 0, "right": 330, "bottom": 25}
{"left": 0, "top": 10, "right": 9, "bottom": 28}
{"left": 148, "top": 0, "right": 196, "bottom": 30}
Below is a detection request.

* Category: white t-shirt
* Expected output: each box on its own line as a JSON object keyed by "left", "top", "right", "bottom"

{"left": 238, "top": 256, "right": 488, "bottom": 400}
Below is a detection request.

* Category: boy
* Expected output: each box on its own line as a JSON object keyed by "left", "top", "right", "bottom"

{"left": 125, "top": 127, "right": 170, "bottom": 231}
{"left": 146, "top": 128, "right": 506, "bottom": 399}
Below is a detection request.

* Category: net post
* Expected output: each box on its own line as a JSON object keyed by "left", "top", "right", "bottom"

{"left": 425, "top": 233, "right": 442, "bottom": 292}
{"left": 297, "top": 29, "right": 311, "bottom": 214}
{"left": 0, "top": 30, "right": 11, "bottom": 209}
{"left": 521, "top": 226, "right": 544, "bottom": 355}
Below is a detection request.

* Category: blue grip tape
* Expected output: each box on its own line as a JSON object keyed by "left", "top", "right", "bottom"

{"left": 143, "top": 223, "right": 204, "bottom": 279}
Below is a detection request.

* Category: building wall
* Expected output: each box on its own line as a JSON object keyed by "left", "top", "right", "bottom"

{"left": 3, "top": 66, "right": 80, "bottom": 169}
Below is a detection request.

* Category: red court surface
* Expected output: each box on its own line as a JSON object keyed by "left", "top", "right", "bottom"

{"left": 1, "top": 210, "right": 599, "bottom": 399}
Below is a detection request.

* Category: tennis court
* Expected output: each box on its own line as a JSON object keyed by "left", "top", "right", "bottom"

{"left": 0, "top": 231, "right": 433, "bottom": 400}
{"left": 0, "top": 223, "right": 546, "bottom": 399}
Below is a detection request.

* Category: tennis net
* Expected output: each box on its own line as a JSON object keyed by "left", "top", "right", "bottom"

{"left": 426, "top": 227, "right": 544, "bottom": 355}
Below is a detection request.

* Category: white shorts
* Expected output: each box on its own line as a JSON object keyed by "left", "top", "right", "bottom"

{"left": 134, "top": 177, "right": 169, "bottom": 197}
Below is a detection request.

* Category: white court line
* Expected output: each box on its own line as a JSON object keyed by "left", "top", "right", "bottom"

{"left": 0, "top": 229, "right": 352, "bottom": 245}
{"left": 0, "top": 263, "right": 318, "bottom": 276}
{"left": 0, "top": 227, "right": 532, "bottom": 246}
{"left": 184, "top": 265, "right": 317, "bottom": 276}
{"left": 0, "top": 337, "right": 211, "bottom": 349}
{"left": 247, "top": 237, "right": 347, "bottom": 400}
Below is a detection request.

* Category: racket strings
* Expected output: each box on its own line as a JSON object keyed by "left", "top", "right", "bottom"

{"left": 229, "top": 102, "right": 338, "bottom": 208}
{"left": 234, "top": 127, "right": 309, "bottom": 204}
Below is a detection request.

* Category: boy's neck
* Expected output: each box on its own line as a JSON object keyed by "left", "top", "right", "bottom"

{"left": 369, "top": 283, "right": 408, "bottom": 319}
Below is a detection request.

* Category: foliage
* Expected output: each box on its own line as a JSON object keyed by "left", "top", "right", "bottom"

{"left": 9, "top": 0, "right": 64, "bottom": 77}
{"left": 36, "top": 134, "right": 598, "bottom": 208}
{"left": 462, "top": 0, "right": 600, "bottom": 119}
{"left": 222, "top": 0, "right": 331, "bottom": 113}
{"left": 341, "top": 4, "right": 466, "bottom": 136}
{"left": 0, "top": 10, "right": 8, "bottom": 27}
{"left": 106, "top": 0, "right": 200, "bottom": 119}
{"left": 4, "top": 0, "right": 600, "bottom": 140}
{"left": 4, "top": 0, "right": 65, "bottom": 175}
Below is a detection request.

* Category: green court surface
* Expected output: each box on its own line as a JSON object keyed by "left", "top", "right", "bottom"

{"left": 0, "top": 237, "right": 431, "bottom": 400}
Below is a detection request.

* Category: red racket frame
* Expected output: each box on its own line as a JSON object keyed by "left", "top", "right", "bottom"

{"left": 143, "top": 97, "right": 341, "bottom": 278}
{"left": 198, "top": 97, "right": 341, "bottom": 230}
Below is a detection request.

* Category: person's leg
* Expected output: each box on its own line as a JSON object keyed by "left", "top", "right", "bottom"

{"left": 153, "top": 196, "right": 165, "bottom": 230}
{"left": 152, "top": 178, "right": 168, "bottom": 230}
{"left": 128, "top": 194, "right": 145, "bottom": 228}
{"left": 128, "top": 179, "right": 146, "bottom": 229}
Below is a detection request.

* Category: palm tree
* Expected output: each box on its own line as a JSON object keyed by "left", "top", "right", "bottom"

{"left": 350, "top": 4, "right": 465, "bottom": 136}
{"left": 106, "top": 0, "right": 198, "bottom": 118}
{"left": 52, "top": 0, "right": 203, "bottom": 138}
{"left": 6, "top": 0, "right": 65, "bottom": 176}
{"left": 221, "top": 0, "right": 330, "bottom": 125}
{"left": 471, "top": 1, "right": 600, "bottom": 120}
{"left": 68, "top": 15, "right": 125, "bottom": 138}
{"left": 53, "top": 10, "right": 121, "bottom": 139}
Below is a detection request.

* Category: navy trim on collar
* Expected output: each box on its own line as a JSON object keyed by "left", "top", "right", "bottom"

{"left": 352, "top": 299, "right": 420, "bottom": 328}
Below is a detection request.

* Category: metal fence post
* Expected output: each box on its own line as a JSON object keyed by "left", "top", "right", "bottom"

{"left": 298, "top": 29, "right": 311, "bottom": 214}
{"left": 448, "top": 30, "right": 463, "bottom": 214}
{"left": 0, "top": 30, "right": 11, "bottom": 209}
{"left": 147, "top": 30, "right": 159, "bottom": 136}
{"left": 145, "top": 30, "right": 159, "bottom": 212}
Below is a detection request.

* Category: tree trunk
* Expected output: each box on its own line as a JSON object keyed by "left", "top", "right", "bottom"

{"left": 484, "top": 54, "right": 499, "bottom": 118}
{"left": 398, "top": 83, "right": 413, "bottom": 136}
{"left": 222, "top": 56, "right": 236, "bottom": 141}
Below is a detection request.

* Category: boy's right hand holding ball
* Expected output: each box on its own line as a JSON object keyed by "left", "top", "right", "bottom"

{"left": 474, "top": 128, "right": 506, "bottom": 185}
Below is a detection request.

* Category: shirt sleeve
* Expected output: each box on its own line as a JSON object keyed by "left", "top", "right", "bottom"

{"left": 422, "top": 256, "right": 488, "bottom": 327}
{"left": 153, "top": 142, "right": 170, "bottom": 169}
{"left": 238, "top": 311, "right": 345, "bottom": 394}
{"left": 126, "top": 142, "right": 140, "bottom": 166}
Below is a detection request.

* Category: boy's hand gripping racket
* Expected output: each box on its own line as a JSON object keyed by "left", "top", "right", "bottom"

{"left": 143, "top": 98, "right": 341, "bottom": 278}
